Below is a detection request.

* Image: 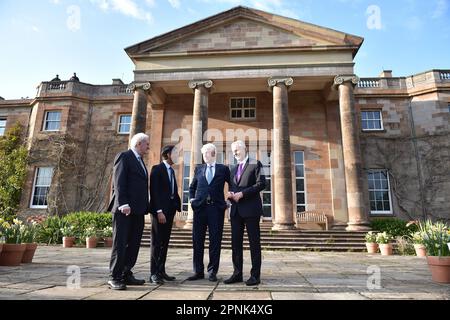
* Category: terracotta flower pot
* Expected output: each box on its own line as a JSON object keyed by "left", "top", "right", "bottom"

{"left": 414, "top": 244, "right": 427, "bottom": 257}
{"left": 366, "top": 242, "right": 378, "bottom": 254}
{"left": 63, "top": 236, "right": 76, "bottom": 248}
{"left": 426, "top": 256, "right": 450, "bottom": 284}
{"left": 86, "top": 237, "right": 98, "bottom": 249}
{"left": 103, "top": 237, "right": 113, "bottom": 248}
{"left": 22, "top": 243, "right": 38, "bottom": 263}
{"left": 0, "top": 243, "right": 26, "bottom": 266}
{"left": 0, "top": 243, "right": 3, "bottom": 256}
{"left": 379, "top": 243, "right": 393, "bottom": 256}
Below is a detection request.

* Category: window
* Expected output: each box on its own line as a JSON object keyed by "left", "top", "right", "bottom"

{"left": 448, "top": 103, "right": 450, "bottom": 113}
{"left": 31, "top": 167, "right": 54, "bottom": 208}
{"left": 0, "top": 118, "right": 6, "bottom": 136}
{"left": 260, "top": 151, "right": 272, "bottom": 218}
{"left": 118, "top": 114, "right": 131, "bottom": 134}
{"left": 182, "top": 152, "right": 191, "bottom": 212}
{"left": 230, "top": 97, "right": 256, "bottom": 120}
{"left": 368, "top": 170, "right": 392, "bottom": 215}
{"left": 361, "top": 110, "right": 384, "bottom": 131}
{"left": 294, "top": 151, "right": 306, "bottom": 212}
{"left": 43, "top": 111, "right": 61, "bottom": 131}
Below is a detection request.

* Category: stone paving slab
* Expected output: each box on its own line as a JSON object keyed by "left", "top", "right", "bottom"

{"left": 0, "top": 246, "right": 448, "bottom": 300}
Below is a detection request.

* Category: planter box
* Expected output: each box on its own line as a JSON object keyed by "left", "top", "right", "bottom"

{"left": 427, "top": 256, "right": 450, "bottom": 284}
{"left": 22, "top": 243, "right": 38, "bottom": 263}
{"left": 0, "top": 244, "right": 26, "bottom": 266}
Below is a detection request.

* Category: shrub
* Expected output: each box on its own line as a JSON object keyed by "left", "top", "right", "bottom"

{"left": 376, "top": 231, "right": 393, "bottom": 244}
{"left": 37, "top": 216, "right": 67, "bottom": 244}
{"left": 395, "top": 236, "right": 415, "bottom": 256}
{"left": 64, "top": 212, "right": 112, "bottom": 232}
{"left": 365, "top": 231, "right": 377, "bottom": 243}
{"left": 370, "top": 218, "right": 418, "bottom": 237}
{"left": 417, "top": 220, "right": 450, "bottom": 257}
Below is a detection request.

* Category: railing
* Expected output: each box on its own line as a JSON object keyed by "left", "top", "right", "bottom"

{"left": 357, "top": 79, "right": 380, "bottom": 88}
{"left": 47, "top": 81, "right": 68, "bottom": 91}
{"left": 440, "top": 71, "right": 450, "bottom": 80}
{"left": 118, "top": 85, "right": 133, "bottom": 94}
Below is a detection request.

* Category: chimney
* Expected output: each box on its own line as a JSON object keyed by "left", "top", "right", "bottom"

{"left": 112, "top": 79, "right": 124, "bottom": 85}
{"left": 379, "top": 70, "right": 393, "bottom": 78}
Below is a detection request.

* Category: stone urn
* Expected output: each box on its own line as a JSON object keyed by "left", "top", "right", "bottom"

{"left": 0, "top": 243, "right": 26, "bottom": 266}
{"left": 86, "top": 237, "right": 98, "bottom": 249}
{"left": 365, "top": 243, "right": 378, "bottom": 254}
{"left": 22, "top": 243, "right": 38, "bottom": 263}
{"left": 427, "top": 256, "right": 450, "bottom": 284}
{"left": 414, "top": 244, "right": 427, "bottom": 257}
{"left": 62, "top": 236, "right": 76, "bottom": 248}
{"left": 379, "top": 243, "right": 393, "bottom": 256}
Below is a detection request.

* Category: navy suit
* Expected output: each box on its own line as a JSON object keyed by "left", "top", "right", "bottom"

{"left": 229, "top": 158, "right": 266, "bottom": 279}
{"left": 108, "top": 149, "right": 150, "bottom": 281}
{"left": 189, "top": 163, "right": 230, "bottom": 275}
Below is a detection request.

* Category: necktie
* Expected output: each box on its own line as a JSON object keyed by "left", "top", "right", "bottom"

{"left": 236, "top": 162, "right": 244, "bottom": 182}
{"left": 206, "top": 165, "right": 213, "bottom": 184}
{"left": 137, "top": 156, "right": 147, "bottom": 175}
{"left": 169, "top": 167, "right": 175, "bottom": 196}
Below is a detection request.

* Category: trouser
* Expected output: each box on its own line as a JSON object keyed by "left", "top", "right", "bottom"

{"left": 150, "top": 210, "right": 175, "bottom": 275}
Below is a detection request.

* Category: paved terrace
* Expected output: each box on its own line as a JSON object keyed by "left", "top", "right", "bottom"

{"left": 0, "top": 246, "right": 448, "bottom": 300}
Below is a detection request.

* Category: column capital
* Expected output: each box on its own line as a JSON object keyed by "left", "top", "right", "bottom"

{"left": 188, "top": 80, "right": 214, "bottom": 90}
{"left": 268, "top": 77, "right": 294, "bottom": 89}
{"left": 128, "top": 82, "right": 152, "bottom": 92}
{"left": 333, "top": 75, "right": 359, "bottom": 89}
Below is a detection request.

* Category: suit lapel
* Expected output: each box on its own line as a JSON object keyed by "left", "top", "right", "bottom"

{"left": 236, "top": 159, "right": 249, "bottom": 186}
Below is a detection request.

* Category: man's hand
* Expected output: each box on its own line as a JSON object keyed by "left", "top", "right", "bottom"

{"left": 120, "top": 207, "right": 131, "bottom": 216}
{"left": 227, "top": 192, "right": 235, "bottom": 200}
{"left": 157, "top": 212, "right": 167, "bottom": 224}
{"left": 232, "top": 192, "right": 244, "bottom": 202}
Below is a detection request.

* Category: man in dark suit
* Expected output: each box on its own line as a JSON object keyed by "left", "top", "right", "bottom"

{"left": 149, "top": 145, "right": 181, "bottom": 285}
{"left": 187, "top": 143, "right": 231, "bottom": 282}
{"left": 224, "top": 140, "right": 266, "bottom": 286}
{"left": 108, "top": 133, "right": 150, "bottom": 290}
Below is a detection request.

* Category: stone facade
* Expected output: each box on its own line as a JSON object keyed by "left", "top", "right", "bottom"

{"left": 1, "top": 6, "right": 449, "bottom": 227}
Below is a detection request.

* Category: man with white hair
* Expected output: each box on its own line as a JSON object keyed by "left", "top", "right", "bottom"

{"left": 187, "top": 143, "right": 231, "bottom": 282}
{"left": 224, "top": 140, "right": 266, "bottom": 286}
{"left": 107, "top": 133, "right": 150, "bottom": 290}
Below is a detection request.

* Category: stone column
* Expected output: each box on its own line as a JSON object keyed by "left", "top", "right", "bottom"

{"left": 333, "top": 75, "right": 370, "bottom": 231}
{"left": 268, "top": 77, "right": 295, "bottom": 231}
{"left": 148, "top": 104, "right": 164, "bottom": 168}
{"left": 184, "top": 80, "right": 213, "bottom": 230}
{"left": 128, "top": 82, "right": 151, "bottom": 145}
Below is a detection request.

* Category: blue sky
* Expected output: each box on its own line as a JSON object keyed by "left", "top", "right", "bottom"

{"left": 0, "top": 0, "right": 449, "bottom": 99}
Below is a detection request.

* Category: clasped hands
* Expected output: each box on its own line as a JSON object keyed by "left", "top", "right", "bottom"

{"left": 227, "top": 191, "right": 243, "bottom": 203}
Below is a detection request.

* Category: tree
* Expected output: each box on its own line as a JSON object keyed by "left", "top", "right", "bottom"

{"left": 0, "top": 123, "right": 28, "bottom": 221}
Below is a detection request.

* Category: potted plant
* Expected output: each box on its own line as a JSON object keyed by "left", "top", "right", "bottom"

{"left": 61, "top": 226, "right": 77, "bottom": 248}
{"left": 0, "top": 218, "right": 26, "bottom": 266}
{"left": 376, "top": 231, "right": 393, "bottom": 256}
{"left": 21, "top": 222, "right": 39, "bottom": 263}
{"left": 411, "top": 231, "right": 427, "bottom": 257}
{"left": 102, "top": 226, "right": 113, "bottom": 247}
{"left": 84, "top": 226, "right": 98, "bottom": 249}
{"left": 418, "top": 220, "right": 450, "bottom": 283}
{"left": 365, "top": 231, "right": 378, "bottom": 254}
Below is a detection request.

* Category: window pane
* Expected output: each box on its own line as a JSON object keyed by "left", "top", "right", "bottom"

{"left": 263, "top": 206, "right": 272, "bottom": 216}
{"left": 370, "top": 201, "right": 376, "bottom": 211}
{"left": 249, "top": 109, "right": 255, "bottom": 118}
{"left": 296, "top": 193, "right": 305, "bottom": 205}
{"left": 0, "top": 128, "right": 5, "bottom": 136}
{"left": 295, "top": 165, "right": 304, "bottom": 178}
{"left": 296, "top": 179, "right": 304, "bottom": 191}
{"left": 244, "top": 109, "right": 250, "bottom": 118}
{"left": 297, "top": 206, "right": 306, "bottom": 213}
{"left": 263, "top": 193, "right": 271, "bottom": 204}
{"left": 294, "top": 151, "right": 304, "bottom": 165}
{"left": 383, "top": 201, "right": 391, "bottom": 211}
{"left": 231, "top": 99, "right": 237, "bottom": 108}
{"left": 376, "top": 201, "right": 383, "bottom": 211}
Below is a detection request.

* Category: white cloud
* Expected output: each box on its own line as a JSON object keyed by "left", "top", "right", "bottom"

{"left": 432, "top": 0, "right": 448, "bottom": 19}
{"left": 168, "top": 0, "right": 181, "bottom": 9}
{"left": 32, "top": 26, "right": 40, "bottom": 32}
{"left": 50, "top": 0, "right": 61, "bottom": 4}
{"left": 403, "top": 16, "right": 423, "bottom": 31}
{"left": 90, "top": 0, "right": 153, "bottom": 23}
{"left": 145, "top": 0, "right": 156, "bottom": 7}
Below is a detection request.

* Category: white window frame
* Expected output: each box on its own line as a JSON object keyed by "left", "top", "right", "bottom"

{"left": 361, "top": 110, "right": 384, "bottom": 132}
{"left": 30, "top": 167, "right": 54, "bottom": 209}
{"left": 117, "top": 114, "right": 132, "bottom": 134}
{"left": 182, "top": 152, "right": 191, "bottom": 212}
{"left": 260, "top": 151, "right": 272, "bottom": 219}
{"left": 368, "top": 169, "right": 393, "bottom": 215}
{"left": 230, "top": 97, "right": 257, "bottom": 121}
{"left": 0, "top": 118, "right": 6, "bottom": 136}
{"left": 43, "top": 111, "right": 61, "bottom": 132}
{"left": 294, "top": 151, "right": 307, "bottom": 212}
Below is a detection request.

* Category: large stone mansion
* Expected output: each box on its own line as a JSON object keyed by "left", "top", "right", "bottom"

{"left": 1, "top": 6, "right": 449, "bottom": 230}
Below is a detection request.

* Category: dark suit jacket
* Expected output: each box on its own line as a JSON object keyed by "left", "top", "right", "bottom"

{"left": 108, "top": 149, "right": 150, "bottom": 215}
{"left": 189, "top": 163, "right": 231, "bottom": 212}
{"left": 149, "top": 162, "right": 181, "bottom": 215}
{"left": 229, "top": 158, "right": 266, "bottom": 218}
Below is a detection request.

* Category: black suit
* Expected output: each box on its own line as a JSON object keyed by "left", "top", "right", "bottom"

{"left": 229, "top": 158, "right": 266, "bottom": 279}
{"left": 149, "top": 162, "right": 181, "bottom": 276}
{"left": 189, "top": 163, "right": 230, "bottom": 275}
{"left": 108, "top": 149, "right": 150, "bottom": 281}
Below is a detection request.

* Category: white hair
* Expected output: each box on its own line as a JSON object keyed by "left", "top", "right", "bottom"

{"left": 201, "top": 143, "right": 217, "bottom": 154}
{"left": 130, "top": 133, "right": 149, "bottom": 148}
{"left": 231, "top": 140, "right": 247, "bottom": 150}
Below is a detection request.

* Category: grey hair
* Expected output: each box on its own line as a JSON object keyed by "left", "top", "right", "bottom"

{"left": 231, "top": 140, "right": 247, "bottom": 150}
{"left": 130, "top": 133, "right": 149, "bottom": 149}
{"left": 201, "top": 143, "right": 217, "bottom": 154}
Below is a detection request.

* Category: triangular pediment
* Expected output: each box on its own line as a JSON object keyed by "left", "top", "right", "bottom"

{"left": 126, "top": 6, "right": 363, "bottom": 56}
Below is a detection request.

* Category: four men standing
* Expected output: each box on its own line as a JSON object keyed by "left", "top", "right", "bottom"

{"left": 108, "top": 134, "right": 266, "bottom": 290}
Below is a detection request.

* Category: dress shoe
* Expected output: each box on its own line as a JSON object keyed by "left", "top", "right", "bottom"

{"left": 108, "top": 280, "right": 126, "bottom": 290}
{"left": 187, "top": 273, "right": 205, "bottom": 281}
{"left": 124, "top": 275, "right": 145, "bottom": 285}
{"left": 208, "top": 273, "right": 218, "bottom": 282}
{"left": 160, "top": 272, "right": 176, "bottom": 281}
{"left": 223, "top": 274, "right": 243, "bottom": 284}
{"left": 245, "top": 276, "right": 260, "bottom": 286}
{"left": 149, "top": 274, "right": 164, "bottom": 285}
